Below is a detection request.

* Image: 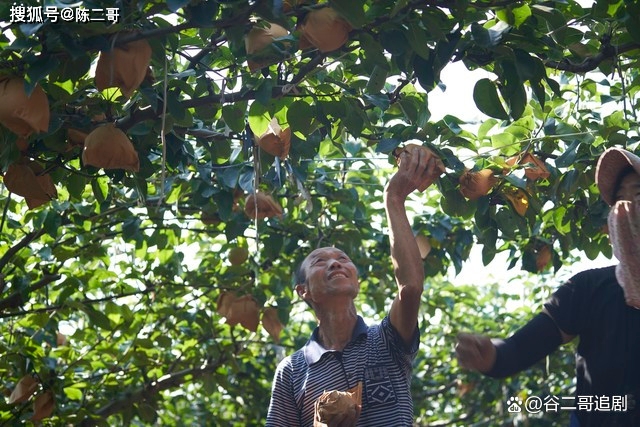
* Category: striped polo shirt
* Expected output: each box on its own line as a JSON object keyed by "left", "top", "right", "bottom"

{"left": 266, "top": 315, "right": 419, "bottom": 426}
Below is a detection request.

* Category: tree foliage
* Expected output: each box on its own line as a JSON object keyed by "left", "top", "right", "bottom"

{"left": 0, "top": 0, "right": 639, "bottom": 425}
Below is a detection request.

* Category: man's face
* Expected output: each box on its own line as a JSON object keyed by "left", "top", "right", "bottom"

{"left": 297, "top": 247, "right": 359, "bottom": 306}
{"left": 608, "top": 170, "right": 640, "bottom": 308}
{"left": 615, "top": 171, "right": 640, "bottom": 203}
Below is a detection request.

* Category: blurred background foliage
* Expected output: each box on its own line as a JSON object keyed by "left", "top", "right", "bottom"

{"left": 0, "top": 0, "right": 639, "bottom": 424}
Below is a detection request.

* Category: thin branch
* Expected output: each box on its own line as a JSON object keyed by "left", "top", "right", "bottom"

{"left": 545, "top": 42, "right": 640, "bottom": 73}
{"left": 186, "top": 33, "right": 226, "bottom": 70}
{"left": 114, "top": 22, "right": 193, "bottom": 45}
{"left": 424, "top": 379, "right": 459, "bottom": 397}
{"left": 0, "top": 287, "right": 154, "bottom": 319}
{"left": 289, "top": 52, "right": 327, "bottom": 86}
{"left": 117, "top": 84, "right": 306, "bottom": 131}
{"left": 78, "top": 357, "right": 228, "bottom": 425}
{"left": 0, "top": 229, "right": 45, "bottom": 272}
{"left": 0, "top": 191, "right": 10, "bottom": 233}
{"left": 0, "top": 274, "right": 61, "bottom": 311}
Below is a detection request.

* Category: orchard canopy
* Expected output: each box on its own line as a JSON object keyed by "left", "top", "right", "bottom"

{"left": 1, "top": 0, "right": 639, "bottom": 425}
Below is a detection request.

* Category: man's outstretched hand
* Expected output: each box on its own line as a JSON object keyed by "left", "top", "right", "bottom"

{"left": 386, "top": 145, "right": 444, "bottom": 201}
{"left": 455, "top": 333, "right": 497, "bottom": 373}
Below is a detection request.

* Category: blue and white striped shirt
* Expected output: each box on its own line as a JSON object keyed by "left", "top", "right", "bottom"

{"left": 266, "top": 316, "right": 419, "bottom": 426}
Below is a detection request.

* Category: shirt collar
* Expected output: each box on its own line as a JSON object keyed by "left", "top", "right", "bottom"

{"left": 302, "top": 316, "right": 368, "bottom": 365}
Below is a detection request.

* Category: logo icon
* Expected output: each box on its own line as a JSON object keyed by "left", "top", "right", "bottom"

{"left": 507, "top": 396, "right": 523, "bottom": 413}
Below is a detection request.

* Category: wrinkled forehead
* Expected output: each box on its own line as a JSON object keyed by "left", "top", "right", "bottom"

{"left": 303, "top": 247, "right": 348, "bottom": 267}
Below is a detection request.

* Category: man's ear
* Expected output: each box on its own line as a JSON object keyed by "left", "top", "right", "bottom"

{"left": 295, "top": 283, "right": 307, "bottom": 300}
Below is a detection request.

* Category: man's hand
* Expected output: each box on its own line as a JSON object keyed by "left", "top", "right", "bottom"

{"left": 385, "top": 146, "right": 443, "bottom": 202}
{"left": 455, "top": 333, "right": 497, "bottom": 373}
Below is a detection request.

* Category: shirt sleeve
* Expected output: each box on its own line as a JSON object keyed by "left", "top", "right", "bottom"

{"left": 382, "top": 316, "right": 420, "bottom": 362}
{"left": 266, "top": 357, "right": 300, "bottom": 427}
{"left": 544, "top": 270, "right": 593, "bottom": 336}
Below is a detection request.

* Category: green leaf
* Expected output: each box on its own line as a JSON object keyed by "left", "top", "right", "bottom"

{"left": 496, "top": 3, "right": 532, "bottom": 28}
{"left": 185, "top": 2, "right": 220, "bottom": 26}
{"left": 363, "top": 94, "right": 390, "bottom": 110}
{"left": 375, "top": 138, "right": 400, "bottom": 153}
{"left": 473, "top": 78, "right": 509, "bottom": 120}
{"left": 248, "top": 102, "right": 271, "bottom": 136}
{"left": 494, "top": 207, "right": 521, "bottom": 239}
{"left": 441, "top": 188, "right": 477, "bottom": 218}
{"left": 555, "top": 140, "right": 579, "bottom": 168}
{"left": 490, "top": 132, "right": 517, "bottom": 152}
{"left": 55, "top": 55, "right": 92, "bottom": 82}
{"left": 358, "top": 33, "right": 389, "bottom": 71}
{"left": 478, "top": 119, "right": 499, "bottom": 141}
{"left": 64, "top": 387, "right": 83, "bottom": 401}
{"left": 122, "top": 217, "right": 142, "bottom": 241}
{"left": 390, "top": 0, "right": 410, "bottom": 17}
{"left": 137, "top": 403, "right": 157, "bottom": 423}
{"left": 255, "top": 78, "right": 274, "bottom": 106}
{"left": 365, "top": 65, "right": 387, "bottom": 94}
{"left": 223, "top": 103, "right": 248, "bottom": 133}
{"left": 624, "top": 5, "right": 640, "bottom": 43}
{"left": 213, "top": 190, "right": 234, "bottom": 221}
{"left": 26, "top": 56, "right": 60, "bottom": 91}
{"left": 238, "top": 168, "right": 255, "bottom": 193}
{"left": 67, "top": 174, "right": 87, "bottom": 200}
{"left": 379, "top": 29, "right": 408, "bottom": 55}
{"left": 166, "top": 90, "right": 186, "bottom": 121}
{"left": 319, "top": 100, "right": 346, "bottom": 119}
{"left": 286, "top": 100, "right": 314, "bottom": 136}
{"left": 44, "top": 210, "right": 62, "bottom": 238}
{"left": 413, "top": 55, "right": 436, "bottom": 91}
{"left": 225, "top": 214, "right": 250, "bottom": 241}
{"left": 531, "top": 4, "right": 567, "bottom": 33}
{"left": 499, "top": 61, "right": 526, "bottom": 120}
{"left": 329, "top": 0, "right": 367, "bottom": 28}
{"left": 552, "top": 206, "right": 571, "bottom": 235}
{"left": 405, "top": 22, "right": 431, "bottom": 59}
{"left": 470, "top": 22, "right": 510, "bottom": 49}
{"left": 83, "top": 306, "right": 112, "bottom": 330}
{"left": 167, "top": 0, "right": 191, "bottom": 12}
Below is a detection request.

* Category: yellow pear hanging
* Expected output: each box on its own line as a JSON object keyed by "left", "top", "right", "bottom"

{"left": 262, "top": 307, "right": 284, "bottom": 343}
{"left": 8, "top": 375, "right": 39, "bottom": 405}
{"left": 0, "top": 77, "right": 49, "bottom": 137}
{"left": 225, "top": 294, "right": 260, "bottom": 332}
{"left": 94, "top": 36, "right": 152, "bottom": 97}
{"left": 505, "top": 152, "right": 550, "bottom": 181}
{"left": 256, "top": 118, "right": 291, "bottom": 159}
{"left": 216, "top": 291, "right": 237, "bottom": 318}
{"left": 536, "top": 244, "right": 552, "bottom": 272}
{"left": 24, "top": 162, "right": 58, "bottom": 209}
{"left": 245, "top": 22, "right": 289, "bottom": 71}
{"left": 503, "top": 187, "right": 529, "bottom": 216}
{"left": 3, "top": 160, "right": 57, "bottom": 209}
{"left": 459, "top": 169, "right": 497, "bottom": 200}
{"left": 244, "top": 193, "right": 283, "bottom": 220}
{"left": 298, "top": 7, "right": 351, "bottom": 52}
{"left": 82, "top": 123, "right": 140, "bottom": 172}
{"left": 30, "top": 390, "right": 55, "bottom": 422}
{"left": 415, "top": 234, "right": 431, "bottom": 259}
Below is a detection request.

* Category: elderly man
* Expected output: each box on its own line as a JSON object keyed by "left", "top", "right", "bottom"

{"left": 456, "top": 147, "right": 640, "bottom": 426}
{"left": 266, "top": 147, "right": 442, "bottom": 426}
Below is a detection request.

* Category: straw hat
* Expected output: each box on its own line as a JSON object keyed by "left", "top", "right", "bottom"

{"left": 596, "top": 147, "right": 640, "bottom": 206}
